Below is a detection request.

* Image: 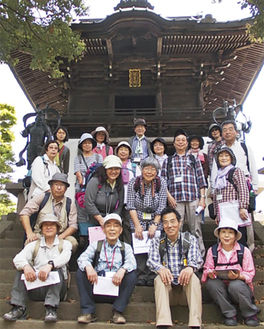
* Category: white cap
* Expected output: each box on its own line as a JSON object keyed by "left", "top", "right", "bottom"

{"left": 214, "top": 218, "right": 242, "bottom": 241}
{"left": 103, "top": 213, "right": 122, "bottom": 226}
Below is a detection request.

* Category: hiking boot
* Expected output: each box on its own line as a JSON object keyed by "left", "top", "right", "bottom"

{"left": 112, "top": 309, "right": 126, "bottom": 324}
{"left": 77, "top": 313, "right": 97, "bottom": 324}
{"left": 44, "top": 306, "right": 57, "bottom": 322}
{"left": 224, "top": 316, "right": 238, "bottom": 326}
{"left": 2, "top": 305, "right": 27, "bottom": 321}
{"left": 245, "top": 314, "right": 259, "bottom": 327}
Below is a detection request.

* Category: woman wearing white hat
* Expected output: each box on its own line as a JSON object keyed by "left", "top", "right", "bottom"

{"left": 91, "top": 126, "right": 113, "bottom": 160}
{"left": 202, "top": 218, "right": 259, "bottom": 327}
{"left": 84, "top": 155, "right": 124, "bottom": 235}
{"left": 115, "top": 141, "right": 141, "bottom": 244}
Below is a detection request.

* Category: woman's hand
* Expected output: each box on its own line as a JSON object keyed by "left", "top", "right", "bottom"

{"left": 167, "top": 192, "right": 177, "bottom": 208}
{"left": 135, "top": 224, "right": 144, "bottom": 240}
{"left": 228, "top": 270, "right": 240, "bottom": 280}
{"left": 148, "top": 224, "right": 157, "bottom": 239}
{"left": 239, "top": 209, "right": 248, "bottom": 221}
{"left": 208, "top": 270, "right": 217, "bottom": 280}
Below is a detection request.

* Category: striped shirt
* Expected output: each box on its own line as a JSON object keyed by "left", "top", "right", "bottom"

{"left": 147, "top": 232, "right": 203, "bottom": 281}
{"left": 161, "top": 153, "right": 207, "bottom": 202}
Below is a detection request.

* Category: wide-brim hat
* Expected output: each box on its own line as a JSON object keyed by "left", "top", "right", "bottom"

{"left": 214, "top": 218, "right": 242, "bottom": 241}
{"left": 78, "top": 133, "right": 97, "bottom": 150}
{"left": 215, "top": 146, "right": 236, "bottom": 168}
{"left": 174, "top": 128, "right": 188, "bottom": 140}
{"left": 91, "top": 126, "right": 110, "bottom": 144}
{"left": 39, "top": 213, "right": 61, "bottom": 230}
{"left": 208, "top": 123, "right": 222, "bottom": 139}
{"left": 115, "top": 141, "right": 132, "bottom": 157}
{"left": 188, "top": 135, "right": 204, "bottom": 149}
{"left": 103, "top": 213, "right": 122, "bottom": 226}
{"left": 150, "top": 137, "right": 168, "bottom": 154}
{"left": 48, "top": 173, "right": 70, "bottom": 187}
{"left": 103, "top": 155, "right": 122, "bottom": 169}
{"left": 134, "top": 118, "right": 147, "bottom": 128}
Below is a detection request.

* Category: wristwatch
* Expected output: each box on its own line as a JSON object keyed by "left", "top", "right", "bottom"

{"left": 200, "top": 195, "right": 206, "bottom": 198}
{"left": 48, "top": 260, "right": 54, "bottom": 270}
{"left": 152, "top": 222, "right": 159, "bottom": 226}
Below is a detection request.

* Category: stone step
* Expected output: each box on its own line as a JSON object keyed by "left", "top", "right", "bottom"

{"left": 0, "top": 239, "right": 23, "bottom": 248}
{"left": 1, "top": 299, "right": 263, "bottom": 323}
{"left": 4, "top": 231, "right": 24, "bottom": 240}
{"left": 0, "top": 248, "right": 23, "bottom": 258}
{"left": 0, "top": 320, "right": 261, "bottom": 329}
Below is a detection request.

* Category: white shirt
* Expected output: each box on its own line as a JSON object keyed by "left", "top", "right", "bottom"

{"left": 13, "top": 235, "right": 72, "bottom": 279}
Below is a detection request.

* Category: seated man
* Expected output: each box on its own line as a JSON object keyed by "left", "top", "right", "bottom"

{"left": 147, "top": 206, "right": 204, "bottom": 329}
{"left": 3, "top": 214, "right": 72, "bottom": 322}
{"left": 20, "top": 172, "right": 78, "bottom": 252}
{"left": 76, "top": 213, "right": 137, "bottom": 324}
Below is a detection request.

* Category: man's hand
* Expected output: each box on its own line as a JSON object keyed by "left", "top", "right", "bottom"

{"left": 23, "top": 264, "right": 37, "bottom": 282}
{"left": 135, "top": 224, "right": 144, "bottom": 240}
{"left": 38, "top": 264, "right": 52, "bottom": 282}
{"left": 85, "top": 265, "right": 98, "bottom": 284}
{"left": 158, "top": 267, "right": 173, "bottom": 285}
{"left": 198, "top": 198, "right": 206, "bottom": 209}
{"left": 112, "top": 268, "right": 126, "bottom": 286}
{"left": 178, "top": 267, "right": 193, "bottom": 286}
{"left": 26, "top": 232, "right": 39, "bottom": 243}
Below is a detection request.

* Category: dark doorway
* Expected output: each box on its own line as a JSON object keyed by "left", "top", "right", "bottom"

{"left": 115, "top": 95, "right": 156, "bottom": 116}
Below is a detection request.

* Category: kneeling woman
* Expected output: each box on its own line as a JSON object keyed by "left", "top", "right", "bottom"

{"left": 126, "top": 157, "right": 167, "bottom": 286}
{"left": 202, "top": 219, "right": 259, "bottom": 327}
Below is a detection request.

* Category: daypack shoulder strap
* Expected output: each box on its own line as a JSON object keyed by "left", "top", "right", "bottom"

{"left": 212, "top": 243, "right": 244, "bottom": 267}
{"left": 240, "top": 142, "right": 250, "bottom": 172}
{"left": 166, "top": 155, "right": 173, "bottom": 180}
{"left": 39, "top": 193, "right": 51, "bottom": 211}
{"left": 92, "top": 240, "right": 125, "bottom": 268}
{"left": 105, "top": 144, "right": 110, "bottom": 156}
{"left": 227, "top": 167, "right": 238, "bottom": 192}
{"left": 32, "top": 238, "right": 64, "bottom": 262}
{"left": 211, "top": 243, "right": 218, "bottom": 267}
{"left": 237, "top": 243, "right": 244, "bottom": 267}
{"left": 65, "top": 197, "right": 72, "bottom": 218}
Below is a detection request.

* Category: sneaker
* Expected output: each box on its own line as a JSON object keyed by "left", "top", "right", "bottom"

{"left": 245, "top": 315, "right": 259, "bottom": 327}
{"left": 77, "top": 313, "right": 97, "bottom": 324}
{"left": 111, "top": 309, "right": 126, "bottom": 324}
{"left": 2, "top": 305, "right": 27, "bottom": 321}
{"left": 44, "top": 306, "right": 57, "bottom": 322}
{"left": 224, "top": 316, "right": 238, "bottom": 326}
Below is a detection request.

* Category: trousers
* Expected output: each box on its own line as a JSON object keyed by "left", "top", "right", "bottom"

{"left": 76, "top": 269, "right": 137, "bottom": 314}
{"left": 154, "top": 273, "right": 202, "bottom": 327}
{"left": 10, "top": 269, "right": 66, "bottom": 308}
{"left": 206, "top": 278, "right": 258, "bottom": 318}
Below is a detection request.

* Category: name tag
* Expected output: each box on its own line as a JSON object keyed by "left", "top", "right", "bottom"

{"left": 134, "top": 157, "right": 141, "bottom": 163}
{"left": 143, "top": 213, "right": 152, "bottom": 220}
{"left": 175, "top": 176, "right": 183, "bottom": 183}
{"left": 217, "top": 194, "right": 223, "bottom": 201}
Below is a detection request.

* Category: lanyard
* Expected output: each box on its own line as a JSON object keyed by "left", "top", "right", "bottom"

{"left": 104, "top": 241, "right": 116, "bottom": 271}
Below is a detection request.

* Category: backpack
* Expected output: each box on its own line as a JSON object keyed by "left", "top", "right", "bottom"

{"left": 227, "top": 168, "right": 255, "bottom": 212}
{"left": 211, "top": 243, "right": 244, "bottom": 267}
{"left": 92, "top": 239, "right": 125, "bottom": 268}
{"left": 79, "top": 153, "right": 102, "bottom": 188}
{"left": 134, "top": 176, "right": 161, "bottom": 193}
{"left": 32, "top": 238, "right": 64, "bottom": 261}
{"left": 240, "top": 142, "right": 250, "bottom": 172}
{"left": 23, "top": 156, "right": 46, "bottom": 189}
{"left": 159, "top": 231, "right": 191, "bottom": 267}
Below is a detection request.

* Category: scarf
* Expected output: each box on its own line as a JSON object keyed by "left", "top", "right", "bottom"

{"left": 96, "top": 142, "right": 105, "bottom": 151}
{"left": 121, "top": 160, "right": 130, "bottom": 184}
{"left": 187, "top": 148, "right": 205, "bottom": 163}
{"left": 55, "top": 142, "right": 64, "bottom": 167}
{"left": 215, "top": 164, "right": 234, "bottom": 190}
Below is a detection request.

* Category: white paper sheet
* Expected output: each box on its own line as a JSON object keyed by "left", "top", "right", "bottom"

{"left": 218, "top": 201, "right": 251, "bottom": 227}
{"left": 93, "top": 276, "right": 119, "bottom": 296}
{"left": 132, "top": 230, "right": 161, "bottom": 254}
{"left": 21, "top": 271, "right": 60, "bottom": 290}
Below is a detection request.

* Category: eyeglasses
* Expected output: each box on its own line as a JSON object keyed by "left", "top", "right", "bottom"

{"left": 143, "top": 166, "right": 157, "bottom": 173}
{"left": 163, "top": 219, "right": 178, "bottom": 226}
{"left": 53, "top": 182, "right": 66, "bottom": 188}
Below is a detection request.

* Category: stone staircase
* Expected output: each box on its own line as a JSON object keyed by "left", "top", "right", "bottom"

{"left": 0, "top": 213, "right": 263, "bottom": 328}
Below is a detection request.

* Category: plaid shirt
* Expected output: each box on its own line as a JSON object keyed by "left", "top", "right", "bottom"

{"left": 161, "top": 153, "right": 207, "bottom": 202}
{"left": 213, "top": 167, "right": 249, "bottom": 221}
{"left": 147, "top": 232, "right": 203, "bottom": 281}
{"left": 77, "top": 238, "right": 136, "bottom": 273}
{"left": 126, "top": 176, "right": 167, "bottom": 230}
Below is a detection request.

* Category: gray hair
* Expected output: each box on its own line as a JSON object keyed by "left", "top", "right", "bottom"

{"left": 141, "top": 157, "right": 160, "bottom": 173}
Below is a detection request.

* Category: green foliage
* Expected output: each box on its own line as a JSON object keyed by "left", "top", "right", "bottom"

{"left": 0, "top": 104, "right": 17, "bottom": 218}
{"left": 0, "top": 0, "right": 89, "bottom": 78}
{"left": 213, "top": 0, "right": 264, "bottom": 41}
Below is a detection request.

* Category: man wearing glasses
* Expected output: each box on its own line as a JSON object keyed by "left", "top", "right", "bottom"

{"left": 147, "top": 207, "right": 203, "bottom": 329}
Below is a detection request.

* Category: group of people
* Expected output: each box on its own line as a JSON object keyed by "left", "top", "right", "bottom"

{"left": 2, "top": 117, "right": 260, "bottom": 327}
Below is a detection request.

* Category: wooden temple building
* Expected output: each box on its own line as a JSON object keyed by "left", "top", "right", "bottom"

{"left": 10, "top": 0, "right": 264, "bottom": 139}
